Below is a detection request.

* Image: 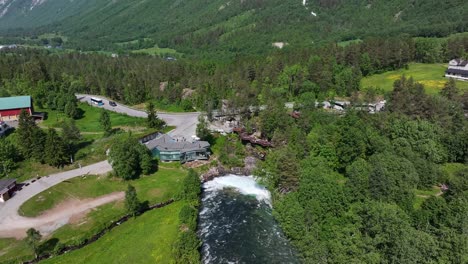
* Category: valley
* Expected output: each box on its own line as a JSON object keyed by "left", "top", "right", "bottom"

{"left": 0, "top": 1, "right": 467, "bottom": 263}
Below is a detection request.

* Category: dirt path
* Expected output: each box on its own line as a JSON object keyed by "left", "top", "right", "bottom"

{"left": 0, "top": 192, "right": 124, "bottom": 239}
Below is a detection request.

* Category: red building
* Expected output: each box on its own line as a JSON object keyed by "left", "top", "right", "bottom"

{"left": 0, "top": 96, "right": 32, "bottom": 121}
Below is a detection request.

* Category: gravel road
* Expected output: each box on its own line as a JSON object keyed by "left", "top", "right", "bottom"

{"left": 0, "top": 161, "right": 112, "bottom": 238}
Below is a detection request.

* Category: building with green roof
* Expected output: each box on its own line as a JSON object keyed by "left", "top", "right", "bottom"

{"left": 0, "top": 96, "right": 32, "bottom": 121}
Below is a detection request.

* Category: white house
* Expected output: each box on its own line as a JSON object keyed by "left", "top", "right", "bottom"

{"left": 446, "top": 59, "right": 468, "bottom": 81}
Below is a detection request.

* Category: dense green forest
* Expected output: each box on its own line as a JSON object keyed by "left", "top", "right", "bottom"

{"left": 1, "top": 34, "right": 467, "bottom": 111}
{"left": 1, "top": 0, "right": 467, "bottom": 57}
{"left": 255, "top": 76, "right": 468, "bottom": 263}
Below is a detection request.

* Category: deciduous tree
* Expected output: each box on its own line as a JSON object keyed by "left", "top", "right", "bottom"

{"left": 26, "top": 228, "right": 42, "bottom": 258}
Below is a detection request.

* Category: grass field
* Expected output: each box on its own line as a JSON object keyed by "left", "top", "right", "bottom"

{"left": 40, "top": 103, "right": 146, "bottom": 133}
{"left": 19, "top": 163, "right": 184, "bottom": 217}
{"left": 0, "top": 164, "right": 186, "bottom": 263}
{"left": 131, "top": 46, "right": 180, "bottom": 56}
{"left": 42, "top": 202, "right": 184, "bottom": 264}
{"left": 337, "top": 39, "right": 362, "bottom": 47}
{"left": 132, "top": 100, "right": 193, "bottom": 113}
{"left": 361, "top": 63, "right": 468, "bottom": 94}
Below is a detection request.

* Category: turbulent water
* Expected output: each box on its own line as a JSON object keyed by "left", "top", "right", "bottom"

{"left": 198, "top": 175, "right": 299, "bottom": 264}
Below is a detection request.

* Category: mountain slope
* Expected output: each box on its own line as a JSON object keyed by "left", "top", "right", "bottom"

{"left": 0, "top": 0, "right": 106, "bottom": 29}
{"left": 1, "top": 0, "right": 467, "bottom": 54}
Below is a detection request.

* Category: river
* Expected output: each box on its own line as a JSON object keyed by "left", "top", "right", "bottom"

{"left": 198, "top": 175, "right": 299, "bottom": 264}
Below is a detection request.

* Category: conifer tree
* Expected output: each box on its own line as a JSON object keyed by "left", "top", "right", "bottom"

{"left": 44, "top": 128, "right": 68, "bottom": 168}
{"left": 440, "top": 78, "right": 459, "bottom": 100}
{"left": 146, "top": 102, "right": 165, "bottom": 129}
{"left": 147, "top": 102, "right": 157, "bottom": 128}
{"left": 99, "top": 109, "right": 112, "bottom": 136}
{"left": 17, "top": 110, "right": 45, "bottom": 162}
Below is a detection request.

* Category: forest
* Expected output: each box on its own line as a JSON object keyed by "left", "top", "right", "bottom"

{"left": 1, "top": 34, "right": 467, "bottom": 112}
{"left": 255, "top": 76, "right": 467, "bottom": 262}
{"left": 0, "top": 20, "right": 468, "bottom": 264}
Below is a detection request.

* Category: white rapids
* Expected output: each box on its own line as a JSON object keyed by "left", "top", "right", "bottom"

{"left": 202, "top": 175, "right": 271, "bottom": 204}
{"left": 198, "top": 174, "right": 298, "bottom": 263}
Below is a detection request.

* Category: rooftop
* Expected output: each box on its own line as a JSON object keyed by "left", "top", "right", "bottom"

{"left": 146, "top": 134, "right": 210, "bottom": 153}
{"left": 0, "top": 96, "right": 31, "bottom": 111}
{"left": 0, "top": 179, "right": 16, "bottom": 193}
{"left": 452, "top": 59, "right": 468, "bottom": 67}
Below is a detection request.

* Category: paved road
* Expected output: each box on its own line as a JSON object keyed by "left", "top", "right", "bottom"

{"left": 0, "top": 161, "right": 112, "bottom": 237}
{"left": 76, "top": 94, "right": 200, "bottom": 139}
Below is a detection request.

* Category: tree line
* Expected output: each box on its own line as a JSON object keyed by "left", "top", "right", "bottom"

{"left": 0, "top": 34, "right": 467, "bottom": 114}
{"left": 254, "top": 77, "right": 467, "bottom": 263}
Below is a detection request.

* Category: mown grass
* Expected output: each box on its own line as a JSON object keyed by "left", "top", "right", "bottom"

{"left": 337, "top": 39, "right": 362, "bottom": 47}
{"left": 361, "top": 63, "right": 468, "bottom": 94}
{"left": 42, "top": 202, "right": 184, "bottom": 264}
{"left": 0, "top": 238, "right": 31, "bottom": 264}
{"left": 0, "top": 165, "right": 186, "bottom": 263}
{"left": 132, "top": 100, "right": 194, "bottom": 113}
{"left": 131, "top": 46, "right": 180, "bottom": 56}
{"left": 19, "top": 164, "right": 185, "bottom": 217}
{"left": 40, "top": 103, "right": 146, "bottom": 132}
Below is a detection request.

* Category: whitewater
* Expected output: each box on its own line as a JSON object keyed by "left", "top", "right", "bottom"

{"left": 198, "top": 175, "right": 298, "bottom": 264}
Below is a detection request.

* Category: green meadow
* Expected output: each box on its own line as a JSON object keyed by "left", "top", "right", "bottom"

{"left": 0, "top": 164, "right": 186, "bottom": 264}
{"left": 42, "top": 202, "right": 184, "bottom": 264}
{"left": 361, "top": 63, "right": 468, "bottom": 94}
{"left": 131, "top": 46, "right": 180, "bottom": 56}
{"left": 40, "top": 103, "right": 146, "bottom": 133}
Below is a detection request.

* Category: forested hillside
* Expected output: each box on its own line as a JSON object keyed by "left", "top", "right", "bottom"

{"left": 1, "top": 0, "right": 467, "bottom": 56}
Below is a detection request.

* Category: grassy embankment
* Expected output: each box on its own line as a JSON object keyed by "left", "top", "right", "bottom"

{"left": 42, "top": 202, "right": 184, "bottom": 264}
{"left": 0, "top": 163, "right": 186, "bottom": 264}
{"left": 7, "top": 102, "right": 158, "bottom": 182}
{"left": 132, "top": 101, "right": 192, "bottom": 113}
{"left": 361, "top": 63, "right": 468, "bottom": 94}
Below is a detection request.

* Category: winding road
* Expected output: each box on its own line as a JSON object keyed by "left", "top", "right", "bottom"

{"left": 0, "top": 96, "right": 201, "bottom": 238}
{"left": 0, "top": 161, "right": 113, "bottom": 238}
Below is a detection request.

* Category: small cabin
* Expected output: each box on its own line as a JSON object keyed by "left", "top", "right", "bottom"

{"left": 0, "top": 179, "right": 17, "bottom": 202}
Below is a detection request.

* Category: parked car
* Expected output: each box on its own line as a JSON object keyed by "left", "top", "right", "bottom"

{"left": 109, "top": 101, "right": 117, "bottom": 107}
{"left": 0, "top": 121, "right": 12, "bottom": 137}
